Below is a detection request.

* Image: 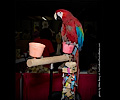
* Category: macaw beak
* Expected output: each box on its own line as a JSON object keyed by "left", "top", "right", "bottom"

{"left": 54, "top": 12, "right": 62, "bottom": 20}
{"left": 54, "top": 12, "right": 57, "bottom": 20}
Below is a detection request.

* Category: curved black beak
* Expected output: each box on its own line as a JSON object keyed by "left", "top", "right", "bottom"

{"left": 57, "top": 15, "right": 62, "bottom": 20}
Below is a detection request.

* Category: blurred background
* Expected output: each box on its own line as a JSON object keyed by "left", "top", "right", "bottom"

{"left": 14, "top": 1, "right": 103, "bottom": 100}
{"left": 15, "top": 0, "right": 103, "bottom": 72}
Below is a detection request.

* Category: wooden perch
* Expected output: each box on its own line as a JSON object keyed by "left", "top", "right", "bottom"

{"left": 27, "top": 55, "right": 70, "bottom": 67}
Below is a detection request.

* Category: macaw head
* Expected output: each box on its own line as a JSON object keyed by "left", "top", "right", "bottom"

{"left": 54, "top": 9, "right": 73, "bottom": 21}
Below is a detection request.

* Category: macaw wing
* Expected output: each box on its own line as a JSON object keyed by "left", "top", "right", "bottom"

{"left": 76, "top": 26, "right": 84, "bottom": 51}
{"left": 61, "top": 23, "right": 66, "bottom": 37}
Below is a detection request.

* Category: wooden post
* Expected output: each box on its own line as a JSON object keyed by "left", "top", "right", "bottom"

{"left": 27, "top": 55, "right": 70, "bottom": 67}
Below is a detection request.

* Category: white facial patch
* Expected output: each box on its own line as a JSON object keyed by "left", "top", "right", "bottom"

{"left": 57, "top": 12, "right": 63, "bottom": 19}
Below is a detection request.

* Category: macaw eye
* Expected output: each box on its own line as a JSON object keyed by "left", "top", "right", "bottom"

{"left": 57, "top": 12, "right": 63, "bottom": 19}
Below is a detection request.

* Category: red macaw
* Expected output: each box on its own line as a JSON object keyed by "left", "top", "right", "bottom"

{"left": 54, "top": 9, "right": 84, "bottom": 51}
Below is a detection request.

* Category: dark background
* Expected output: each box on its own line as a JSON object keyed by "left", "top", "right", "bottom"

{"left": 5, "top": 0, "right": 104, "bottom": 100}
{"left": 15, "top": 0, "right": 103, "bottom": 23}
{"left": 15, "top": 0, "right": 103, "bottom": 43}
{"left": 15, "top": 0, "right": 103, "bottom": 69}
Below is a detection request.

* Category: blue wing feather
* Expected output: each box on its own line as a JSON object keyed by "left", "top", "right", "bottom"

{"left": 76, "top": 26, "right": 84, "bottom": 51}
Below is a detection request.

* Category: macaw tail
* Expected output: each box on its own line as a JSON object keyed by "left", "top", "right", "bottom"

{"left": 76, "top": 26, "right": 84, "bottom": 51}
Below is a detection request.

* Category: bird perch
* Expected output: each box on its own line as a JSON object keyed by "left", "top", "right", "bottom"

{"left": 27, "top": 54, "right": 70, "bottom": 67}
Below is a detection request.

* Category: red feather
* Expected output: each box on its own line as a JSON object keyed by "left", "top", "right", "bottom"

{"left": 56, "top": 9, "right": 83, "bottom": 43}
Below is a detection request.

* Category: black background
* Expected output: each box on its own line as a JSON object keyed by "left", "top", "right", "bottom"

{"left": 3, "top": 0, "right": 106, "bottom": 100}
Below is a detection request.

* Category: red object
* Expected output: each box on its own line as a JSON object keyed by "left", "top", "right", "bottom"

{"left": 23, "top": 73, "right": 63, "bottom": 100}
{"left": 29, "top": 42, "right": 45, "bottom": 58}
{"left": 15, "top": 73, "right": 21, "bottom": 100}
{"left": 16, "top": 73, "right": 97, "bottom": 100}
{"left": 77, "top": 74, "right": 97, "bottom": 100}
{"left": 33, "top": 38, "right": 55, "bottom": 68}
{"left": 55, "top": 9, "right": 83, "bottom": 43}
{"left": 62, "top": 42, "right": 75, "bottom": 54}
{"left": 33, "top": 38, "right": 55, "bottom": 57}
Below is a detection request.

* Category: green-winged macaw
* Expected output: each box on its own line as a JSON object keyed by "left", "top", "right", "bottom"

{"left": 54, "top": 9, "right": 84, "bottom": 51}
